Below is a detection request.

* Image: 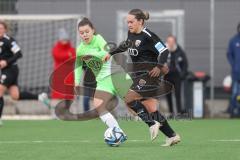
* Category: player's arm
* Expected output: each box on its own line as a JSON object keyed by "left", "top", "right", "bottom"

{"left": 148, "top": 33, "right": 170, "bottom": 77}
{"left": 2, "top": 39, "right": 23, "bottom": 68}
{"left": 150, "top": 34, "right": 169, "bottom": 68}
{"left": 102, "top": 39, "right": 132, "bottom": 62}
{"left": 108, "top": 39, "right": 132, "bottom": 56}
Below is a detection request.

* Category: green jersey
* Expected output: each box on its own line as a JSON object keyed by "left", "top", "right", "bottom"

{"left": 74, "top": 34, "right": 111, "bottom": 84}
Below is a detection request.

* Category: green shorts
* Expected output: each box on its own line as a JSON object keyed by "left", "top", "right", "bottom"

{"left": 96, "top": 72, "right": 133, "bottom": 99}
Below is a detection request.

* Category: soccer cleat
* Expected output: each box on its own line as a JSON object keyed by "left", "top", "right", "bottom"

{"left": 149, "top": 121, "right": 161, "bottom": 141}
{"left": 120, "top": 133, "right": 128, "bottom": 143}
{"left": 38, "top": 93, "right": 51, "bottom": 109}
{"left": 118, "top": 128, "right": 128, "bottom": 143}
{"left": 161, "top": 134, "right": 181, "bottom": 147}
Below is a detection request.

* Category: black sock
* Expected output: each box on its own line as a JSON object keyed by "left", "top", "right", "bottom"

{"left": 128, "top": 100, "right": 155, "bottom": 127}
{"left": 151, "top": 111, "right": 176, "bottom": 138}
{"left": 0, "top": 97, "right": 4, "bottom": 118}
{"left": 19, "top": 92, "right": 38, "bottom": 100}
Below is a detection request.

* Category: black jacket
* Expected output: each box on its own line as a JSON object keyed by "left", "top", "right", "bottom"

{"left": 167, "top": 45, "right": 188, "bottom": 79}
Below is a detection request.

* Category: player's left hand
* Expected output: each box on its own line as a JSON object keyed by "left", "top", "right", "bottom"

{"left": 149, "top": 66, "right": 161, "bottom": 77}
{"left": 0, "top": 60, "right": 7, "bottom": 69}
{"left": 160, "top": 64, "right": 169, "bottom": 75}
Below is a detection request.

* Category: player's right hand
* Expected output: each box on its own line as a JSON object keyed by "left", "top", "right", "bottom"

{"left": 102, "top": 53, "right": 111, "bottom": 62}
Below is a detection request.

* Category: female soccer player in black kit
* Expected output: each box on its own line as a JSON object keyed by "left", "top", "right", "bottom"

{"left": 104, "top": 9, "right": 180, "bottom": 146}
{"left": 0, "top": 21, "right": 49, "bottom": 125}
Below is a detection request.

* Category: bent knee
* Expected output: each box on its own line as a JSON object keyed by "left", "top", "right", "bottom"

{"left": 10, "top": 92, "right": 19, "bottom": 100}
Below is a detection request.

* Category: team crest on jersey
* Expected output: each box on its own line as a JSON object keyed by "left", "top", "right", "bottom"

{"left": 135, "top": 40, "right": 141, "bottom": 47}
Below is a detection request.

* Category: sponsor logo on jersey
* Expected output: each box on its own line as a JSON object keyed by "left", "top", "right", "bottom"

{"left": 127, "top": 48, "right": 138, "bottom": 56}
{"left": 135, "top": 40, "right": 141, "bottom": 47}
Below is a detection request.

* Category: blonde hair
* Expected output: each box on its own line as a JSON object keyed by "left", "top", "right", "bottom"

{"left": 0, "top": 20, "right": 8, "bottom": 31}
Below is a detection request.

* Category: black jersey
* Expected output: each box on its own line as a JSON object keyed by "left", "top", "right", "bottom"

{"left": 0, "top": 34, "right": 22, "bottom": 66}
{"left": 110, "top": 27, "right": 169, "bottom": 67}
{"left": 127, "top": 27, "right": 168, "bottom": 63}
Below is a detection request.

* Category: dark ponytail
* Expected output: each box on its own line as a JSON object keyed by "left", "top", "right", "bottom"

{"left": 78, "top": 17, "right": 96, "bottom": 34}
{"left": 129, "top": 9, "right": 150, "bottom": 24}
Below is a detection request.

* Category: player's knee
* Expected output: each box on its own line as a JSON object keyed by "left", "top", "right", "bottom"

{"left": 10, "top": 92, "right": 19, "bottom": 100}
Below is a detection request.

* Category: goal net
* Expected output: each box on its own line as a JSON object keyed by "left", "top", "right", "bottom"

{"left": 1, "top": 15, "right": 82, "bottom": 94}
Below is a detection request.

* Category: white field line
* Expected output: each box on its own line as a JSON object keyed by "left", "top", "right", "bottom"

{"left": 210, "top": 139, "right": 240, "bottom": 142}
{"left": 0, "top": 140, "right": 145, "bottom": 144}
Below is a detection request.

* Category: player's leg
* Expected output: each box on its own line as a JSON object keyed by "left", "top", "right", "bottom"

{"left": 93, "top": 90, "right": 120, "bottom": 128}
{"left": 0, "top": 66, "right": 17, "bottom": 125}
{"left": 143, "top": 98, "right": 181, "bottom": 146}
{"left": 124, "top": 90, "right": 161, "bottom": 140}
{"left": 11, "top": 89, "right": 39, "bottom": 100}
{"left": 8, "top": 79, "right": 51, "bottom": 108}
{"left": 95, "top": 76, "right": 128, "bottom": 142}
{"left": 0, "top": 84, "right": 7, "bottom": 125}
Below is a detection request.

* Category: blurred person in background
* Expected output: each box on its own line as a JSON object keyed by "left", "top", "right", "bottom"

{"left": 165, "top": 35, "right": 188, "bottom": 115}
{"left": 227, "top": 22, "right": 240, "bottom": 117}
{"left": 0, "top": 20, "right": 49, "bottom": 126}
{"left": 51, "top": 28, "right": 75, "bottom": 116}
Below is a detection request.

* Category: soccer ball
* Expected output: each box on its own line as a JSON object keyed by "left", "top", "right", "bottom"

{"left": 223, "top": 75, "right": 232, "bottom": 92}
{"left": 104, "top": 127, "right": 125, "bottom": 147}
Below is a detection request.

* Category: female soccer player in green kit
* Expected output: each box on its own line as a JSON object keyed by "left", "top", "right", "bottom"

{"left": 75, "top": 17, "right": 131, "bottom": 143}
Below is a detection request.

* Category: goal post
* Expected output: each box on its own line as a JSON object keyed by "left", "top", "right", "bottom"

{"left": 1, "top": 14, "right": 83, "bottom": 94}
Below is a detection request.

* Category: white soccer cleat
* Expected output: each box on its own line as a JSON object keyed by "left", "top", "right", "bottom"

{"left": 149, "top": 121, "right": 161, "bottom": 141}
{"left": 38, "top": 92, "right": 51, "bottom": 109}
{"left": 118, "top": 128, "right": 128, "bottom": 143}
{"left": 161, "top": 134, "right": 181, "bottom": 147}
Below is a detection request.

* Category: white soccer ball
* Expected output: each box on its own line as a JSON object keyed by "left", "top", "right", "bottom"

{"left": 223, "top": 75, "right": 232, "bottom": 92}
{"left": 104, "top": 127, "right": 125, "bottom": 147}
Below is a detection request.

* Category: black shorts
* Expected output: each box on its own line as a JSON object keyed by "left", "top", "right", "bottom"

{"left": 130, "top": 73, "right": 174, "bottom": 98}
{"left": 130, "top": 73, "right": 159, "bottom": 98}
{"left": 0, "top": 65, "right": 19, "bottom": 88}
